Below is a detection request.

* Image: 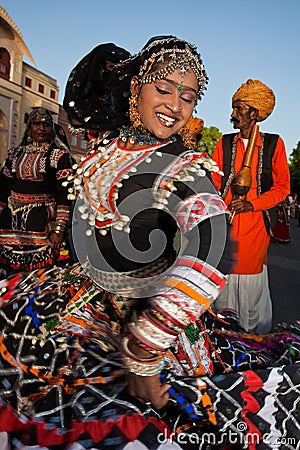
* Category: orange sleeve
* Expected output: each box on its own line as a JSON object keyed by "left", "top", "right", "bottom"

{"left": 251, "top": 136, "right": 290, "bottom": 211}
{"left": 211, "top": 138, "right": 224, "bottom": 193}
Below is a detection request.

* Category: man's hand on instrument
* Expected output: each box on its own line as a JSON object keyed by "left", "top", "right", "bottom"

{"left": 229, "top": 199, "right": 254, "bottom": 214}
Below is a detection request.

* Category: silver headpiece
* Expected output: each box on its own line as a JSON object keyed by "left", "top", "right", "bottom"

{"left": 116, "top": 36, "right": 208, "bottom": 99}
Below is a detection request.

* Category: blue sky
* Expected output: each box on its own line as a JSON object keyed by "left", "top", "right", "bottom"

{"left": 1, "top": 0, "right": 300, "bottom": 156}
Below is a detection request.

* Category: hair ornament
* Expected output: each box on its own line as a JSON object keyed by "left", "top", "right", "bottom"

{"left": 115, "top": 36, "right": 208, "bottom": 99}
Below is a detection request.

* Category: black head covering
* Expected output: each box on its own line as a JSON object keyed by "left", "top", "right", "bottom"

{"left": 21, "top": 107, "right": 55, "bottom": 145}
{"left": 21, "top": 107, "right": 70, "bottom": 152}
{"left": 54, "top": 123, "right": 71, "bottom": 150}
{"left": 63, "top": 43, "right": 131, "bottom": 131}
{"left": 63, "top": 36, "right": 208, "bottom": 133}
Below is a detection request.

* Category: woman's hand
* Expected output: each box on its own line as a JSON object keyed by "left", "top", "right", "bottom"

{"left": 127, "top": 372, "right": 170, "bottom": 409}
{"left": 125, "top": 339, "right": 170, "bottom": 409}
{"left": 50, "top": 231, "right": 64, "bottom": 251}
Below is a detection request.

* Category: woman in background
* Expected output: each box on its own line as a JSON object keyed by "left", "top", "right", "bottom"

{"left": 271, "top": 200, "right": 291, "bottom": 243}
{"left": 0, "top": 108, "right": 74, "bottom": 274}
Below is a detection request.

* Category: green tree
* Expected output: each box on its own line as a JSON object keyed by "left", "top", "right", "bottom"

{"left": 198, "top": 126, "right": 222, "bottom": 156}
{"left": 289, "top": 141, "right": 300, "bottom": 195}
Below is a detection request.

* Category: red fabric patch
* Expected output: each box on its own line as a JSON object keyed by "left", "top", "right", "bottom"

{"left": 241, "top": 370, "right": 264, "bottom": 449}
{"left": 0, "top": 403, "right": 171, "bottom": 446}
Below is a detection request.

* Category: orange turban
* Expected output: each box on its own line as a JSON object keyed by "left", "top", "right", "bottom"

{"left": 179, "top": 116, "right": 204, "bottom": 149}
{"left": 232, "top": 79, "right": 276, "bottom": 122}
{"left": 185, "top": 116, "right": 204, "bottom": 134}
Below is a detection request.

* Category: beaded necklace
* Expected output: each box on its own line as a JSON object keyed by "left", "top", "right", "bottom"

{"left": 119, "top": 125, "right": 175, "bottom": 146}
{"left": 24, "top": 142, "right": 50, "bottom": 153}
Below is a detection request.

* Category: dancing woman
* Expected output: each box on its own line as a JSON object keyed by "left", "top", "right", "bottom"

{"left": 0, "top": 36, "right": 299, "bottom": 450}
{"left": 0, "top": 108, "right": 74, "bottom": 273}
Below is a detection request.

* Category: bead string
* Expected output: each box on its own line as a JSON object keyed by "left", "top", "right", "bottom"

{"left": 119, "top": 125, "right": 176, "bottom": 146}
{"left": 196, "top": 318, "right": 228, "bottom": 372}
{"left": 0, "top": 335, "right": 50, "bottom": 382}
{"left": 42, "top": 278, "right": 93, "bottom": 333}
{"left": 24, "top": 142, "right": 50, "bottom": 154}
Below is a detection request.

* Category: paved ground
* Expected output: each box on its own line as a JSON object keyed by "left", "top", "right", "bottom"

{"left": 268, "top": 218, "right": 300, "bottom": 326}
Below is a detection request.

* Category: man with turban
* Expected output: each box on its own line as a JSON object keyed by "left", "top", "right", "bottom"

{"left": 211, "top": 79, "right": 290, "bottom": 333}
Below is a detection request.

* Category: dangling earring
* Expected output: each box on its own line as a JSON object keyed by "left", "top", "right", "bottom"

{"left": 178, "top": 125, "right": 192, "bottom": 148}
{"left": 26, "top": 131, "right": 32, "bottom": 144}
{"left": 129, "top": 94, "right": 144, "bottom": 129}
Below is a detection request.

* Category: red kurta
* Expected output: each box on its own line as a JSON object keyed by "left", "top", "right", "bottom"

{"left": 211, "top": 132, "right": 290, "bottom": 274}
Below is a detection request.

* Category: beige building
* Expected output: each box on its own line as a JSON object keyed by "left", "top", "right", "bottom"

{"left": 0, "top": 6, "right": 85, "bottom": 164}
{"left": 0, "top": 6, "right": 60, "bottom": 162}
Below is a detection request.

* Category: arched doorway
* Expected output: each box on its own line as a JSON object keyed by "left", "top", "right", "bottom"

{"left": 0, "top": 48, "right": 11, "bottom": 81}
{"left": 0, "top": 109, "right": 8, "bottom": 163}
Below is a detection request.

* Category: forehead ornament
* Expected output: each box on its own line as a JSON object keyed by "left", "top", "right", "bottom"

{"left": 177, "top": 81, "right": 184, "bottom": 93}
{"left": 137, "top": 43, "right": 207, "bottom": 98}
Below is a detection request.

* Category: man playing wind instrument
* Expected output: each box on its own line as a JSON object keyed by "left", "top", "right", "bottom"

{"left": 212, "top": 79, "right": 290, "bottom": 333}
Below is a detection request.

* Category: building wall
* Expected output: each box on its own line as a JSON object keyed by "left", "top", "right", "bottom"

{"left": 19, "top": 62, "right": 59, "bottom": 139}
{"left": 0, "top": 78, "right": 22, "bottom": 161}
{"left": 0, "top": 6, "right": 85, "bottom": 164}
{"left": 0, "top": 6, "right": 35, "bottom": 161}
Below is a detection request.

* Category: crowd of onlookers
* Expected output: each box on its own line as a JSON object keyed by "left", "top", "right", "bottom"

{"left": 288, "top": 193, "right": 300, "bottom": 225}
{"left": 270, "top": 193, "right": 300, "bottom": 244}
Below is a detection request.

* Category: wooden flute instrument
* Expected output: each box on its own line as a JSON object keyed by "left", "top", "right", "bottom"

{"left": 228, "top": 124, "right": 259, "bottom": 224}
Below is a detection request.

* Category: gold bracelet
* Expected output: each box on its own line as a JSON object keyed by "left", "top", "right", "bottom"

{"left": 124, "top": 357, "right": 164, "bottom": 376}
{"left": 122, "top": 337, "right": 164, "bottom": 376}
{"left": 54, "top": 220, "right": 67, "bottom": 234}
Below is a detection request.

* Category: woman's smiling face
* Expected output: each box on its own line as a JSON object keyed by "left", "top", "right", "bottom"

{"left": 131, "top": 68, "right": 198, "bottom": 139}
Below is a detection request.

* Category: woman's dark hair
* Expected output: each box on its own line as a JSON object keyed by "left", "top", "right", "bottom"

{"left": 63, "top": 43, "right": 131, "bottom": 131}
